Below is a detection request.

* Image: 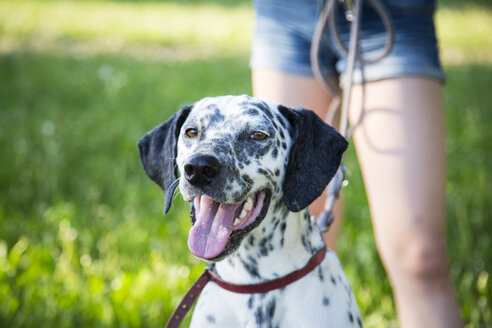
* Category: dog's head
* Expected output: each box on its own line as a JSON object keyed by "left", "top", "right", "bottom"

{"left": 138, "top": 95, "right": 347, "bottom": 260}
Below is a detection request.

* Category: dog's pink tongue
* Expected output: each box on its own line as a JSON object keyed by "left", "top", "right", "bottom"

{"left": 188, "top": 196, "right": 240, "bottom": 259}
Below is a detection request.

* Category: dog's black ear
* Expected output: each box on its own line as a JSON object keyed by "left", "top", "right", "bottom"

{"left": 278, "top": 105, "right": 348, "bottom": 212}
{"left": 138, "top": 105, "right": 192, "bottom": 213}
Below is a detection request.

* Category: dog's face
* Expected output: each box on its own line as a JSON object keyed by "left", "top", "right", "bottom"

{"left": 176, "top": 96, "right": 289, "bottom": 204}
{"left": 138, "top": 95, "right": 347, "bottom": 261}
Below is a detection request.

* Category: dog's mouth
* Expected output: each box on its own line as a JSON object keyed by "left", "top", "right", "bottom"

{"left": 188, "top": 190, "right": 270, "bottom": 260}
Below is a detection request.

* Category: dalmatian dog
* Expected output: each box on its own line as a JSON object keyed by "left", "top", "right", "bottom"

{"left": 138, "top": 95, "right": 361, "bottom": 327}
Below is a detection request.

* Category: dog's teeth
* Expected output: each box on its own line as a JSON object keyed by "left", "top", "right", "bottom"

{"left": 244, "top": 197, "right": 253, "bottom": 211}
{"left": 239, "top": 209, "right": 248, "bottom": 219}
{"left": 234, "top": 218, "right": 240, "bottom": 226}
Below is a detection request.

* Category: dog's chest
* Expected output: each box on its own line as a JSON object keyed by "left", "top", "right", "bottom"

{"left": 191, "top": 251, "right": 361, "bottom": 328}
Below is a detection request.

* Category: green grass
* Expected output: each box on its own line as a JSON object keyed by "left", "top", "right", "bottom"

{"left": 0, "top": 0, "right": 491, "bottom": 327}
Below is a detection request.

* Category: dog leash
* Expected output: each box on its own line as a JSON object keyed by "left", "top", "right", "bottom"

{"left": 165, "top": 246, "right": 327, "bottom": 328}
{"left": 311, "top": 0, "right": 394, "bottom": 231}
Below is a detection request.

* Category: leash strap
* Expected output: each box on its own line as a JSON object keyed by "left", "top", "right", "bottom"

{"left": 165, "top": 270, "right": 212, "bottom": 328}
{"left": 312, "top": 0, "right": 394, "bottom": 232}
{"left": 165, "top": 246, "right": 327, "bottom": 327}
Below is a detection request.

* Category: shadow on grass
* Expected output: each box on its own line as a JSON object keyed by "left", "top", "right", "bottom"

{"left": 0, "top": 50, "right": 490, "bottom": 326}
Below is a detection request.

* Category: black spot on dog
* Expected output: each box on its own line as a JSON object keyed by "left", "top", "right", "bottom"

{"left": 272, "top": 217, "right": 280, "bottom": 230}
{"left": 275, "top": 110, "right": 288, "bottom": 129}
{"left": 248, "top": 296, "right": 254, "bottom": 309}
{"left": 331, "top": 275, "right": 337, "bottom": 286}
{"left": 318, "top": 266, "right": 324, "bottom": 282}
{"left": 249, "top": 235, "right": 255, "bottom": 247}
{"left": 211, "top": 107, "right": 225, "bottom": 124}
{"left": 348, "top": 312, "right": 354, "bottom": 323}
{"left": 259, "top": 237, "right": 269, "bottom": 257}
{"left": 239, "top": 255, "right": 260, "bottom": 278}
{"left": 204, "top": 103, "right": 219, "bottom": 112}
{"left": 357, "top": 316, "right": 362, "bottom": 327}
{"left": 232, "top": 191, "right": 242, "bottom": 203}
{"left": 255, "top": 307, "right": 265, "bottom": 326}
{"left": 256, "top": 101, "right": 274, "bottom": 119}
{"left": 280, "top": 222, "right": 287, "bottom": 234}
{"left": 267, "top": 299, "right": 276, "bottom": 319}
{"left": 246, "top": 107, "right": 260, "bottom": 116}
{"left": 248, "top": 256, "right": 258, "bottom": 266}
{"left": 301, "top": 234, "right": 314, "bottom": 253}
{"left": 323, "top": 297, "right": 330, "bottom": 306}
{"left": 242, "top": 174, "right": 253, "bottom": 185}
{"left": 206, "top": 314, "right": 216, "bottom": 324}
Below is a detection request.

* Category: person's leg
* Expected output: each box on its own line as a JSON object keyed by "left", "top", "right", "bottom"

{"left": 252, "top": 68, "right": 343, "bottom": 250}
{"left": 349, "top": 76, "right": 462, "bottom": 327}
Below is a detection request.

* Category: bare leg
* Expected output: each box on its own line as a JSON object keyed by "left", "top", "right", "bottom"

{"left": 252, "top": 68, "right": 342, "bottom": 250}
{"left": 349, "top": 76, "right": 462, "bottom": 327}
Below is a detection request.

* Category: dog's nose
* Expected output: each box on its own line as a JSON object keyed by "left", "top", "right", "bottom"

{"left": 183, "top": 155, "right": 221, "bottom": 186}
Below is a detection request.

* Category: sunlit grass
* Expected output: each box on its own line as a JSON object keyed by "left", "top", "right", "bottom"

{"left": 436, "top": 3, "right": 492, "bottom": 64}
{"left": 0, "top": 0, "right": 253, "bottom": 60}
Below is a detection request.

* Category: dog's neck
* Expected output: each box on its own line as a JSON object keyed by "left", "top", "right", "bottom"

{"left": 214, "top": 197, "right": 325, "bottom": 284}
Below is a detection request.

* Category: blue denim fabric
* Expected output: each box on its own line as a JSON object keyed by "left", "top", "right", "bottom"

{"left": 250, "top": 0, "right": 445, "bottom": 83}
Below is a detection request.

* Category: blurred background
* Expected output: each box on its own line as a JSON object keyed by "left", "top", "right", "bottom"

{"left": 0, "top": 0, "right": 490, "bottom": 326}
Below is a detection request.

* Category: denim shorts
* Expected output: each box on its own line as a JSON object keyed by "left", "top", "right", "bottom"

{"left": 250, "top": 0, "right": 445, "bottom": 84}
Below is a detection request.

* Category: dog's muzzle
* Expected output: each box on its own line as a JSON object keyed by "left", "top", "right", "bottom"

{"left": 183, "top": 154, "right": 221, "bottom": 187}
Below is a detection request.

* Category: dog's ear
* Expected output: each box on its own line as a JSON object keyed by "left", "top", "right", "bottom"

{"left": 278, "top": 105, "right": 348, "bottom": 212}
{"left": 138, "top": 105, "right": 192, "bottom": 213}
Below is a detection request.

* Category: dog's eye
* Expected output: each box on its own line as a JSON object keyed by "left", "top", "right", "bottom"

{"left": 185, "top": 128, "right": 198, "bottom": 138}
{"left": 251, "top": 131, "right": 268, "bottom": 141}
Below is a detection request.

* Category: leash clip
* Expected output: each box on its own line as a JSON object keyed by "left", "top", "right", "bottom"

{"left": 316, "top": 165, "right": 350, "bottom": 232}
{"left": 340, "top": 0, "right": 355, "bottom": 21}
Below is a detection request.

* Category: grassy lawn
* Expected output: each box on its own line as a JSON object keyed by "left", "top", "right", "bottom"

{"left": 0, "top": 0, "right": 491, "bottom": 327}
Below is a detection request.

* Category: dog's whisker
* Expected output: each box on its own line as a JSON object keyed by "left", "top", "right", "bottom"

{"left": 173, "top": 188, "right": 182, "bottom": 201}
{"left": 171, "top": 178, "right": 181, "bottom": 200}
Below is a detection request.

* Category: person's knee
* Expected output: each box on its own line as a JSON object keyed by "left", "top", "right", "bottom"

{"left": 403, "top": 236, "right": 450, "bottom": 280}
{"left": 383, "top": 228, "right": 451, "bottom": 284}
